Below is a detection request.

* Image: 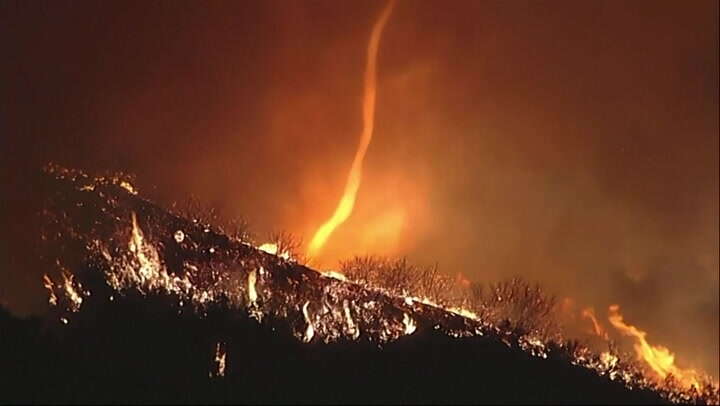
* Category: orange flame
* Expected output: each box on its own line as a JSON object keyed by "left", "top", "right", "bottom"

{"left": 43, "top": 274, "right": 58, "bottom": 306}
{"left": 307, "top": 0, "right": 396, "bottom": 258}
{"left": 608, "top": 304, "right": 701, "bottom": 390}
{"left": 582, "top": 307, "right": 609, "bottom": 340}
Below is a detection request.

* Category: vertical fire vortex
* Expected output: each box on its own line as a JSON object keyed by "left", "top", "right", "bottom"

{"left": 307, "top": 0, "right": 397, "bottom": 259}
{"left": 608, "top": 304, "right": 702, "bottom": 389}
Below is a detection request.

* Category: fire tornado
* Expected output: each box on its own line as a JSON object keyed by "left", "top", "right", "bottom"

{"left": 608, "top": 305, "right": 703, "bottom": 390}
{"left": 307, "top": 0, "right": 396, "bottom": 259}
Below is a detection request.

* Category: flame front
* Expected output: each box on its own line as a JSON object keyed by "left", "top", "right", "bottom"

{"left": 42, "top": 167, "right": 719, "bottom": 405}
{"left": 306, "top": 0, "right": 396, "bottom": 259}
{"left": 608, "top": 304, "right": 701, "bottom": 390}
{"left": 582, "top": 307, "right": 609, "bottom": 340}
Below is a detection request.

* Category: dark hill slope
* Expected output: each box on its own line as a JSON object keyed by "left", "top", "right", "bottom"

{"left": 0, "top": 166, "right": 668, "bottom": 404}
{"left": 0, "top": 304, "right": 666, "bottom": 404}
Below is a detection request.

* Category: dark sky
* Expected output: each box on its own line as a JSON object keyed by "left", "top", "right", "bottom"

{"left": 1, "top": 0, "right": 718, "bottom": 376}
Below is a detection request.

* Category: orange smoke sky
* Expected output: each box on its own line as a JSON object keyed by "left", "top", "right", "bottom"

{"left": 2, "top": 0, "right": 718, "bottom": 377}
{"left": 307, "top": 0, "right": 396, "bottom": 261}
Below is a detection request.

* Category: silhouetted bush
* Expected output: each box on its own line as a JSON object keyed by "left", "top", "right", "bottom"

{"left": 267, "top": 230, "right": 305, "bottom": 263}
{"left": 171, "top": 196, "right": 252, "bottom": 243}
{"left": 468, "top": 277, "right": 559, "bottom": 338}
{"left": 340, "top": 256, "right": 459, "bottom": 306}
{"left": 340, "top": 256, "right": 559, "bottom": 338}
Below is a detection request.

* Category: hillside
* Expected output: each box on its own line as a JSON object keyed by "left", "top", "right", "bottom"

{"left": 0, "top": 165, "right": 683, "bottom": 404}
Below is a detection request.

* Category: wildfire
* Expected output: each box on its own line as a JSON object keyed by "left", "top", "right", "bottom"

{"left": 248, "top": 269, "right": 258, "bottom": 305}
{"left": 211, "top": 342, "right": 227, "bottom": 378}
{"left": 42, "top": 271, "right": 87, "bottom": 313}
{"left": 302, "top": 301, "right": 315, "bottom": 343}
{"left": 306, "top": 0, "right": 396, "bottom": 258}
{"left": 61, "top": 271, "right": 85, "bottom": 312}
{"left": 129, "top": 211, "right": 160, "bottom": 283}
{"left": 600, "top": 351, "right": 619, "bottom": 370}
{"left": 608, "top": 305, "right": 702, "bottom": 390}
{"left": 42, "top": 274, "right": 57, "bottom": 306}
{"left": 42, "top": 166, "right": 719, "bottom": 405}
{"left": 402, "top": 313, "right": 417, "bottom": 335}
{"left": 119, "top": 180, "right": 138, "bottom": 195}
{"left": 581, "top": 307, "right": 609, "bottom": 340}
{"left": 258, "top": 242, "right": 291, "bottom": 260}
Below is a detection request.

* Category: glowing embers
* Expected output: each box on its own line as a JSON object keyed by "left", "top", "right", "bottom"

{"left": 174, "top": 230, "right": 185, "bottom": 243}
{"left": 283, "top": 282, "right": 428, "bottom": 345}
{"left": 570, "top": 345, "right": 628, "bottom": 382}
{"left": 128, "top": 211, "right": 160, "bottom": 283}
{"left": 248, "top": 268, "right": 258, "bottom": 305}
{"left": 447, "top": 306, "right": 479, "bottom": 321}
{"left": 46, "top": 164, "right": 138, "bottom": 196}
{"left": 113, "top": 212, "right": 193, "bottom": 296}
{"left": 43, "top": 275, "right": 58, "bottom": 306}
{"left": 402, "top": 313, "right": 416, "bottom": 335}
{"left": 517, "top": 335, "right": 548, "bottom": 359}
{"left": 85, "top": 211, "right": 436, "bottom": 347}
{"left": 43, "top": 270, "right": 88, "bottom": 314}
{"left": 119, "top": 180, "right": 138, "bottom": 195}
{"left": 62, "top": 272, "right": 86, "bottom": 312}
{"left": 600, "top": 351, "right": 620, "bottom": 372}
{"left": 101, "top": 212, "right": 233, "bottom": 311}
{"left": 210, "top": 342, "right": 227, "bottom": 378}
{"left": 301, "top": 301, "right": 315, "bottom": 343}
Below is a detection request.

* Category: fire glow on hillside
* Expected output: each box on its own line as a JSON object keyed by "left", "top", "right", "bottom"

{"left": 41, "top": 165, "right": 718, "bottom": 404}
{"left": 295, "top": 1, "right": 718, "bottom": 398}
{"left": 5, "top": 0, "right": 713, "bottom": 403}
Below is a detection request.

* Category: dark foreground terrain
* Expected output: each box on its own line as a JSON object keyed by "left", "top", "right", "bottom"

{"left": 1, "top": 302, "right": 667, "bottom": 405}
{"left": 0, "top": 167, "right": 669, "bottom": 404}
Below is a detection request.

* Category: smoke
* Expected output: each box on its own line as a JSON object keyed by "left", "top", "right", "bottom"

{"left": 2, "top": 0, "right": 717, "bottom": 377}
{"left": 307, "top": 0, "right": 396, "bottom": 259}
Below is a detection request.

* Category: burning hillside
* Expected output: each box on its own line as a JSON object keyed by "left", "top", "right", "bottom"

{"left": 3, "top": 0, "right": 717, "bottom": 403}
{"left": 1, "top": 164, "right": 708, "bottom": 404}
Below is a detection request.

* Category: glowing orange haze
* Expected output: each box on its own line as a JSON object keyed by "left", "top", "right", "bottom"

{"left": 306, "top": 0, "right": 396, "bottom": 260}
{"left": 280, "top": 0, "right": 718, "bottom": 385}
